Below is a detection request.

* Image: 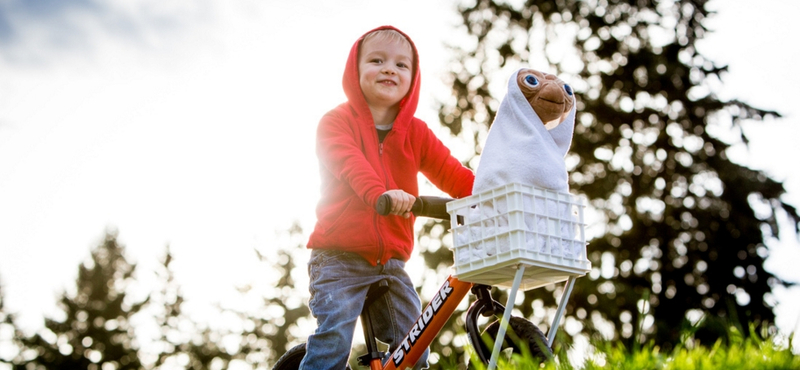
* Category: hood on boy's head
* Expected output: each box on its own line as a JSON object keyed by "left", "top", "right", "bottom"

{"left": 341, "top": 25, "right": 421, "bottom": 124}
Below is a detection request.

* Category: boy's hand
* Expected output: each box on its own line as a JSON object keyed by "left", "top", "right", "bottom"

{"left": 382, "top": 190, "right": 416, "bottom": 218}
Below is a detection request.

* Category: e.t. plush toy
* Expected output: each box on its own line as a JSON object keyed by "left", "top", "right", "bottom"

{"left": 472, "top": 68, "right": 576, "bottom": 194}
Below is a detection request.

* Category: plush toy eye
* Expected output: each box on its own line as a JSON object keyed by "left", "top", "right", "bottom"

{"left": 524, "top": 75, "right": 539, "bottom": 87}
{"left": 564, "top": 84, "right": 573, "bottom": 96}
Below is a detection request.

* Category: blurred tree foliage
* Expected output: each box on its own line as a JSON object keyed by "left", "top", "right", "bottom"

{"left": 143, "top": 224, "right": 311, "bottom": 369}
{"left": 229, "top": 221, "right": 311, "bottom": 367}
{"left": 0, "top": 279, "right": 25, "bottom": 367}
{"left": 417, "top": 0, "right": 800, "bottom": 364}
{"left": 14, "top": 231, "right": 147, "bottom": 370}
{"left": 0, "top": 224, "right": 311, "bottom": 369}
{"left": 148, "top": 246, "right": 232, "bottom": 369}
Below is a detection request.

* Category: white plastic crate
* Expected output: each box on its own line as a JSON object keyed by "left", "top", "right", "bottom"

{"left": 447, "top": 183, "right": 591, "bottom": 290}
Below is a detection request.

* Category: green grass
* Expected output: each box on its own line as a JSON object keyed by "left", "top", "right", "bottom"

{"left": 466, "top": 328, "right": 799, "bottom": 370}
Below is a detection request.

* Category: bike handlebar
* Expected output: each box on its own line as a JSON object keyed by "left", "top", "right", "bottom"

{"left": 376, "top": 194, "right": 453, "bottom": 221}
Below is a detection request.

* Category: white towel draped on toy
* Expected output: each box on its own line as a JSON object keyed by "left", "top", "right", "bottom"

{"left": 472, "top": 68, "right": 577, "bottom": 194}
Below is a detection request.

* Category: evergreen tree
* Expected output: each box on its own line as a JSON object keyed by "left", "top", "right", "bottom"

{"left": 19, "top": 231, "right": 148, "bottom": 369}
{"left": 423, "top": 0, "right": 799, "bottom": 356}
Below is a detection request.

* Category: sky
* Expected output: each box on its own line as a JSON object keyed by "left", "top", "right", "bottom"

{"left": 0, "top": 0, "right": 798, "bottom": 349}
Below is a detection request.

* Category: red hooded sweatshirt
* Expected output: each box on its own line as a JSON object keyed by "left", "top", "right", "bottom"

{"left": 307, "top": 26, "right": 474, "bottom": 265}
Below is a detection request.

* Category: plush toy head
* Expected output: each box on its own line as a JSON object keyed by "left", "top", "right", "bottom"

{"left": 517, "top": 69, "right": 574, "bottom": 128}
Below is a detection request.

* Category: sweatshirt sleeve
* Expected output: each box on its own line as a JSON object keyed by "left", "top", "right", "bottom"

{"left": 316, "top": 111, "right": 387, "bottom": 207}
{"left": 415, "top": 121, "right": 475, "bottom": 198}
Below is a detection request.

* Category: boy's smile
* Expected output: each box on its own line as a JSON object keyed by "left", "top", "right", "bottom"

{"left": 358, "top": 35, "right": 414, "bottom": 114}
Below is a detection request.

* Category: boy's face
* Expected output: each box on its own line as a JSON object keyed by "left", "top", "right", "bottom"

{"left": 358, "top": 35, "right": 413, "bottom": 112}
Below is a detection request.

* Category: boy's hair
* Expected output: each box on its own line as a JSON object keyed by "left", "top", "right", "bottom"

{"left": 362, "top": 29, "right": 411, "bottom": 49}
{"left": 359, "top": 29, "right": 415, "bottom": 66}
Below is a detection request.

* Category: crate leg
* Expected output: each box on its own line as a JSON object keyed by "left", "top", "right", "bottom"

{"left": 487, "top": 265, "right": 526, "bottom": 370}
{"left": 547, "top": 276, "right": 576, "bottom": 346}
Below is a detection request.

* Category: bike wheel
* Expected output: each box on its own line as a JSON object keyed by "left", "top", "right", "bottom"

{"left": 480, "top": 316, "right": 553, "bottom": 364}
{"left": 273, "top": 343, "right": 306, "bottom": 370}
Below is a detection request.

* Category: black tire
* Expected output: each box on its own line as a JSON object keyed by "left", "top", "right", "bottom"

{"left": 480, "top": 316, "right": 553, "bottom": 364}
{"left": 273, "top": 343, "right": 306, "bottom": 370}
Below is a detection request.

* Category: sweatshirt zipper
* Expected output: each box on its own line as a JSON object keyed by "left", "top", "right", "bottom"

{"left": 375, "top": 140, "right": 389, "bottom": 265}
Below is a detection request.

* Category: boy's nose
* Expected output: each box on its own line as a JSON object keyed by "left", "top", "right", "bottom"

{"left": 381, "top": 65, "right": 396, "bottom": 74}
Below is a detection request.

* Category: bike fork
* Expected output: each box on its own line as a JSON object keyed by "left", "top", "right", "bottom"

{"left": 465, "top": 284, "right": 506, "bottom": 364}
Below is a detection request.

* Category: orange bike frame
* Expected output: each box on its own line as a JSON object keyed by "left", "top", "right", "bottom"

{"left": 381, "top": 275, "right": 473, "bottom": 370}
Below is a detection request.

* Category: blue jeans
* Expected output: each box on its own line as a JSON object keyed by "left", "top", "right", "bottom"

{"left": 299, "top": 249, "right": 429, "bottom": 370}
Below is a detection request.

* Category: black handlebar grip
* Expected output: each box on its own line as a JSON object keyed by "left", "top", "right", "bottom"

{"left": 375, "top": 194, "right": 452, "bottom": 220}
{"left": 376, "top": 194, "right": 423, "bottom": 216}
{"left": 376, "top": 194, "right": 392, "bottom": 216}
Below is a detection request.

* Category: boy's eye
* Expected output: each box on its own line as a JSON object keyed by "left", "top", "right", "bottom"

{"left": 370, "top": 58, "right": 382, "bottom": 64}
{"left": 397, "top": 63, "right": 408, "bottom": 68}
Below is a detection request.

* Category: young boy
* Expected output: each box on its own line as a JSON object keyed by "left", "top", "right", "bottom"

{"left": 301, "top": 26, "right": 474, "bottom": 370}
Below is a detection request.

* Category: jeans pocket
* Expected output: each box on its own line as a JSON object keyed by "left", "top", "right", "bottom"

{"left": 309, "top": 249, "right": 349, "bottom": 270}
{"left": 308, "top": 249, "right": 352, "bottom": 300}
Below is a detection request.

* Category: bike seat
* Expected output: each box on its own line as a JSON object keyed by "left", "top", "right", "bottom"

{"left": 364, "top": 279, "right": 390, "bottom": 309}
